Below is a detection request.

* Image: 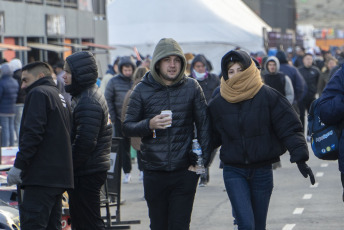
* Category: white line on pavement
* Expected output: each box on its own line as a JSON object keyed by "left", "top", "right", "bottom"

{"left": 293, "top": 208, "right": 304, "bottom": 214}
{"left": 316, "top": 172, "right": 324, "bottom": 177}
{"left": 282, "top": 224, "right": 296, "bottom": 230}
{"left": 310, "top": 182, "right": 319, "bottom": 188}
{"left": 303, "top": 194, "right": 312, "bottom": 199}
{"left": 321, "top": 163, "right": 329, "bottom": 167}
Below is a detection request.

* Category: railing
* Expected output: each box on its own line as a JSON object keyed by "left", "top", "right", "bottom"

{"left": 46, "top": 0, "right": 61, "bottom": 6}
{"left": 63, "top": 0, "right": 77, "bottom": 8}
{"left": 25, "top": 0, "right": 44, "bottom": 4}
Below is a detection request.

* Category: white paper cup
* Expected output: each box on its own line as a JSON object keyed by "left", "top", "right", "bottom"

{"left": 161, "top": 110, "right": 172, "bottom": 127}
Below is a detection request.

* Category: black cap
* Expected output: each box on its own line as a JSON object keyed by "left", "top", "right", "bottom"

{"left": 221, "top": 50, "right": 252, "bottom": 80}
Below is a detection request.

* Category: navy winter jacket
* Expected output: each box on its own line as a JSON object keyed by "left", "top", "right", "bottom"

{"left": 0, "top": 75, "right": 18, "bottom": 114}
{"left": 279, "top": 64, "right": 307, "bottom": 104}
{"left": 319, "top": 65, "right": 344, "bottom": 173}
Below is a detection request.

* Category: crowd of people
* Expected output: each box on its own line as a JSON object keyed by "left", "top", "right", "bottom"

{"left": 0, "top": 39, "right": 344, "bottom": 229}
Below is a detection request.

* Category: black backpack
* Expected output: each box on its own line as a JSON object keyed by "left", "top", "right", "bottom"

{"left": 308, "top": 98, "right": 341, "bottom": 160}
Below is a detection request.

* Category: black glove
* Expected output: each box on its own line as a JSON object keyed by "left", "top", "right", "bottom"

{"left": 297, "top": 162, "right": 315, "bottom": 185}
{"left": 189, "top": 151, "right": 198, "bottom": 167}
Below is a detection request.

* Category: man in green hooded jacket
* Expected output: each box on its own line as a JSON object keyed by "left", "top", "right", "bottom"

{"left": 123, "top": 38, "right": 211, "bottom": 230}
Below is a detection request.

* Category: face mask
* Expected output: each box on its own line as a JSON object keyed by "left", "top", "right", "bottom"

{"left": 193, "top": 69, "right": 208, "bottom": 81}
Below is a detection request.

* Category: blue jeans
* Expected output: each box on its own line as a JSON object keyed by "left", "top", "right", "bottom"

{"left": 223, "top": 165, "right": 273, "bottom": 230}
{"left": 14, "top": 104, "right": 24, "bottom": 141}
{"left": 0, "top": 115, "right": 15, "bottom": 147}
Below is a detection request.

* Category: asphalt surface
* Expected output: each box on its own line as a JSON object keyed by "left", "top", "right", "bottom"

{"left": 109, "top": 142, "right": 344, "bottom": 230}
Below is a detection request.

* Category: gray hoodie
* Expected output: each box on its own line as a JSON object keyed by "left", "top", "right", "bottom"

{"left": 264, "top": 56, "right": 294, "bottom": 104}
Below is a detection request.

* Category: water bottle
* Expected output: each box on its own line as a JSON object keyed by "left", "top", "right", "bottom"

{"left": 192, "top": 139, "right": 205, "bottom": 174}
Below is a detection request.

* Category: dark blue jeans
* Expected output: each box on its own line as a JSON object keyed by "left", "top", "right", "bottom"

{"left": 223, "top": 165, "right": 273, "bottom": 230}
{"left": 14, "top": 104, "right": 24, "bottom": 141}
{"left": 0, "top": 115, "right": 15, "bottom": 147}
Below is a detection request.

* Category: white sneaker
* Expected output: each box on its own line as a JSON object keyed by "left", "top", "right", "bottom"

{"left": 123, "top": 173, "right": 131, "bottom": 184}
{"left": 139, "top": 171, "right": 144, "bottom": 182}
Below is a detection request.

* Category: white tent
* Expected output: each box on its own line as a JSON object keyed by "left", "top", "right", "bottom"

{"left": 107, "top": 0, "right": 271, "bottom": 73}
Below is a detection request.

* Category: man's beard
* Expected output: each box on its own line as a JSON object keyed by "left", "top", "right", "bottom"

{"left": 160, "top": 72, "right": 179, "bottom": 82}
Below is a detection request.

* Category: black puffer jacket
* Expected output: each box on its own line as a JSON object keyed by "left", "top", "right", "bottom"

{"left": 298, "top": 65, "right": 320, "bottom": 103}
{"left": 123, "top": 73, "right": 211, "bottom": 171}
{"left": 66, "top": 51, "right": 112, "bottom": 176}
{"left": 209, "top": 85, "right": 309, "bottom": 168}
{"left": 105, "top": 56, "right": 135, "bottom": 126}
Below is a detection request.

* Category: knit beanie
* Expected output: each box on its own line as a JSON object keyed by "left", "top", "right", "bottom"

{"left": 9, "top": 59, "right": 22, "bottom": 72}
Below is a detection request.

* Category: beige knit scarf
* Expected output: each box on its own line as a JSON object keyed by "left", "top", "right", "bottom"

{"left": 220, "top": 61, "right": 263, "bottom": 103}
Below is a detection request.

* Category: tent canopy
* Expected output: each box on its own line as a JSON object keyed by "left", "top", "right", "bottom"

{"left": 108, "top": 0, "right": 271, "bottom": 73}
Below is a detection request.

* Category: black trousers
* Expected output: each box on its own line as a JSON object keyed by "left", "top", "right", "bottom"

{"left": 115, "top": 122, "right": 132, "bottom": 174}
{"left": 137, "top": 150, "right": 144, "bottom": 171}
{"left": 298, "top": 98, "right": 314, "bottom": 132}
{"left": 19, "top": 186, "right": 65, "bottom": 230}
{"left": 143, "top": 169, "right": 199, "bottom": 230}
{"left": 68, "top": 172, "right": 107, "bottom": 230}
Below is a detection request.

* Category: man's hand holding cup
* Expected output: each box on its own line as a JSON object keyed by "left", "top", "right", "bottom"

{"left": 149, "top": 110, "right": 172, "bottom": 130}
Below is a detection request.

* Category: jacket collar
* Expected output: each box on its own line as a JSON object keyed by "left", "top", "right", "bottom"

{"left": 25, "top": 76, "right": 56, "bottom": 94}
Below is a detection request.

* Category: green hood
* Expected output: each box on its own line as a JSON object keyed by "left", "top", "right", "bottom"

{"left": 150, "top": 38, "right": 186, "bottom": 86}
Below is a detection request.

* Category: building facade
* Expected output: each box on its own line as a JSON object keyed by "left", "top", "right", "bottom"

{"left": 0, "top": 0, "right": 110, "bottom": 75}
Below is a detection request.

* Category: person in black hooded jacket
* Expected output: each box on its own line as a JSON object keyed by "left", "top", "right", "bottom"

{"left": 209, "top": 50, "right": 315, "bottom": 230}
{"left": 105, "top": 56, "right": 136, "bottom": 183}
{"left": 7, "top": 61, "right": 73, "bottom": 229}
{"left": 64, "top": 51, "right": 112, "bottom": 230}
{"left": 123, "top": 38, "right": 211, "bottom": 230}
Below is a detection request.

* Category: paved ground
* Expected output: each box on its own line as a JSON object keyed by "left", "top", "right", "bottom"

{"left": 106, "top": 142, "right": 344, "bottom": 230}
